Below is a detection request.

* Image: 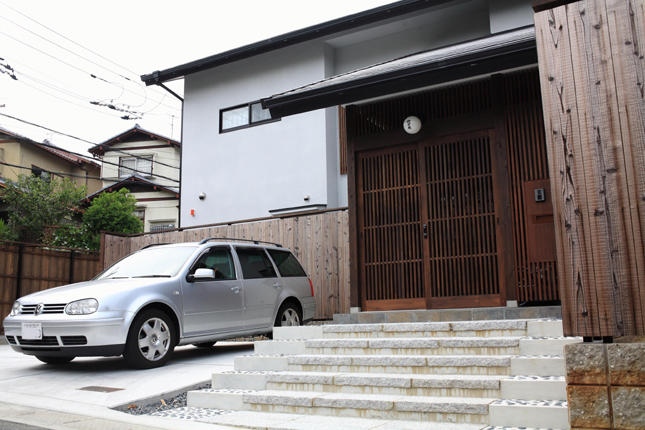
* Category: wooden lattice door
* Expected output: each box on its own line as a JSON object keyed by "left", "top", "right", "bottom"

{"left": 420, "top": 130, "right": 503, "bottom": 308}
{"left": 357, "top": 130, "right": 505, "bottom": 311}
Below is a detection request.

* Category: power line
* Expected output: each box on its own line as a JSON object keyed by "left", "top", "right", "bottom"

{"left": 0, "top": 28, "right": 180, "bottom": 114}
{"left": 0, "top": 0, "right": 180, "bottom": 105}
{"left": 0, "top": 112, "right": 98, "bottom": 145}
{"left": 0, "top": 160, "right": 103, "bottom": 181}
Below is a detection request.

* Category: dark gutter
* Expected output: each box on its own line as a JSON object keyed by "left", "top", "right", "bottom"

{"left": 263, "top": 37, "right": 537, "bottom": 118}
{"left": 140, "top": 0, "right": 454, "bottom": 85}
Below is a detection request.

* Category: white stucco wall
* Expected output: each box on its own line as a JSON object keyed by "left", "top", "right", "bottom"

{"left": 182, "top": 41, "right": 332, "bottom": 226}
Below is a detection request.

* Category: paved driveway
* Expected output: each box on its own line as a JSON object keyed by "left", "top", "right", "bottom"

{"left": 0, "top": 341, "right": 253, "bottom": 424}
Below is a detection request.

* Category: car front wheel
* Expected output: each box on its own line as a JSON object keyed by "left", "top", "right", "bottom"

{"left": 123, "top": 309, "right": 175, "bottom": 369}
{"left": 275, "top": 302, "right": 302, "bottom": 327}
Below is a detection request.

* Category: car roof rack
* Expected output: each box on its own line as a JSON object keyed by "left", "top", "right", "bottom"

{"left": 199, "top": 237, "right": 282, "bottom": 248}
{"left": 140, "top": 243, "right": 171, "bottom": 250}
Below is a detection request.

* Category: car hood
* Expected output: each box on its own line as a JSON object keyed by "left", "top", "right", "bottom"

{"left": 18, "top": 278, "right": 174, "bottom": 304}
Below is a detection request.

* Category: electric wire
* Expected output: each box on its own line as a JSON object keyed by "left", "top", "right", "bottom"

{"left": 0, "top": 0, "right": 180, "bottom": 104}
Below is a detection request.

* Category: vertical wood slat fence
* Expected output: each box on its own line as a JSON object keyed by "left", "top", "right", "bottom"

{"left": 102, "top": 210, "right": 350, "bottom": 320}
{"left": 536, "top": 0, "right": 645, "bottom": 338}
{"left": 0, "top": 241, "right": 101, "bottom": 333}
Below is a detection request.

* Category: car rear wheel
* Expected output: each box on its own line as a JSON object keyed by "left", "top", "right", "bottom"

{"left": 275, "top": 302, "right": 302, "bottom": 327}
{"left": 123, "top": 309, "right": 175, "bottom": 369}
{"left": 193, "top": 341, "right": 217, "bottom": 348}
{"left": 36, "top": 356, "right": 75, "bottom": 365}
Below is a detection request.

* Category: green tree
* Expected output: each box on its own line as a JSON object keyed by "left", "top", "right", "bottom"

{"left": 2, "top": 174, "right": 86, "bottom": 244}
{"left": 54, "top": 189, "right": 143, "bottom": 250}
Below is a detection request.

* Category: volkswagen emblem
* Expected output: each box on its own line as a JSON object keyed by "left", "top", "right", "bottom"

{"left": 35, "top": 303, "right": 44, "bottom": 316}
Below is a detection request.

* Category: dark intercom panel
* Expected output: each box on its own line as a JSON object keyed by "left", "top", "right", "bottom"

{"left": 535, "top": 188, "right": 546, "bottom": 202}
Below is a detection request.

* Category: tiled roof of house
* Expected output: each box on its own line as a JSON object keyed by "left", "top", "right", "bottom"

{"left": 88, "top": 124, "right": 180, "bottom": 156}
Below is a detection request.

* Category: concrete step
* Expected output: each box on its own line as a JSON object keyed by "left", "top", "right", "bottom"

{"left": 519, "top": 336, "right": 581, "bottom": 355}
{"left": 275, "top": 320, "right": 535, "bottom": 340}
{"left": 236, "top": 354, "right": 513, "bottom": 375}
{"left": 189, "top": 389, "right": 496, "bottom": 424}
{"left": 180, "top": 409, "right": 485, "bottom": 429}
{"left": 510, "top": 355, "right": 565, "bottom": 376}
{"left": 489, "top": 399, "right": 569, "bottom": 429}
{"left": 255, "top": 337, "right": 522, "bottom": 356}
{"left": 500, "top": 375, "right": 567, "bottom": 400}
{"left": 213, "top": 370, "right": 506, "bottom": 398}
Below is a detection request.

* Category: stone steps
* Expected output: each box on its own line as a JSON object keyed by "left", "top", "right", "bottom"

{"left": 186, "top": 318, "right": 573, "bottom": 429}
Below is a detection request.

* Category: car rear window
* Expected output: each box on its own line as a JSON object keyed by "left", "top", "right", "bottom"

{"left": 267, "top": 250, "right": 307, "bottom": 277}
{"left": 236, "top": 247, "right": 277, "bottom": 279}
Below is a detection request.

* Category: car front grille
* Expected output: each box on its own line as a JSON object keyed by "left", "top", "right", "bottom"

{"left": 6, "top": 335, "right": 16, "bottom": 345}
{"left": 16, "top": 336, "right": 59, "bottom": 346}
{"left": 61, "top": 336, "right": 87, "bottom": 346}
{"left": 19, "top": 304, "right": 66, "bottom": 315}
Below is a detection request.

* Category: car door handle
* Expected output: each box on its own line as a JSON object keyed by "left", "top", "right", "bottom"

{"left": 231, "top": 286, "right": 240, "bottom": 293}
{"left": 273, "top": 283, "right": 281, "bottom": 289}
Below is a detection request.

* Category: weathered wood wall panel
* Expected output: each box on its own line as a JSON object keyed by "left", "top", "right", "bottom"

{"left": 103, "top": 210, "right": 350, "bottom": 320}
{"left": 0, "top": 242, "right": 101, "bottom": 333}
{"left": 536, "top": 0, "right": 645, "bottom": 337}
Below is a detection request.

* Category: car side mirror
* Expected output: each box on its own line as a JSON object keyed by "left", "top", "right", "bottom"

{"left": 188, "top": 268, "right": 216, "bottom": 282}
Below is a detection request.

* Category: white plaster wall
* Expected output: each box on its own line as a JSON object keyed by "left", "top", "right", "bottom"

{"left": 182, "top": 41, "right": 332, "bottom": 226}
{"left": 488, "top": 0, "right": 535, "bottom": 34}
{"left": 333, "top": 2, "right": 490, "bottom": 75}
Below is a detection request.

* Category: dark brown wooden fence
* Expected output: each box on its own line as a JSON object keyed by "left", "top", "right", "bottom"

{"left": 536, "top": 0, "right": 645, "bottom": 338}
{"left": 0, "top": 241, "right": 101, "bottom": 333}
{"left": 102, "top": 209, "right": 350, "bottom": 320}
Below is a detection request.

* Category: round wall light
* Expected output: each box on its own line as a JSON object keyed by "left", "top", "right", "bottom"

{"left": 403, "top": 116, "right": 422, "bottom": 134}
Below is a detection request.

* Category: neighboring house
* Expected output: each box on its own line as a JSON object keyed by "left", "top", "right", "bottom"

{"left": 0, "top": 126, "right": 101, "bottom": 222}
{"left": 88, "top": 125, "right": 180, "bottom": 233}
{"left": 0, "top": 125, "right": 101, "bottom": 193}
{"left": 142, "top": 0, "right": 540, "bottom": 313}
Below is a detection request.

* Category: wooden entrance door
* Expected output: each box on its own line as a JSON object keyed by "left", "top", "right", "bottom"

{"left": 357, "top": 129, "right": 504, "bottom": 311}
{"left": 420, "top": 130, "right": 503, "bottom": 309}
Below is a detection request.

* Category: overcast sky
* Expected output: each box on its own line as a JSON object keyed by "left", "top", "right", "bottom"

{"left": 0, "top": 0, "right": 393, "bottom": 155}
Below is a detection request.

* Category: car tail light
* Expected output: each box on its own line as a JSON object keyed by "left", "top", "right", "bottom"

{"left": 309, "top": 278, "right": 314, "bottom": 297}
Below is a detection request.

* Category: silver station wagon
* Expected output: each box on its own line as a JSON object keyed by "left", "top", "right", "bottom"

{"left": 3, "top": 238, "right": 316, "bottom": 368}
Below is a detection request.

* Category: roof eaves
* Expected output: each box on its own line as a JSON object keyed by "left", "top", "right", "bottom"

{"left": 141, "top": 0, "right": 454, "bottom": 85}
{"left": 262, "top": 26, "right": 537, "bottom": 118}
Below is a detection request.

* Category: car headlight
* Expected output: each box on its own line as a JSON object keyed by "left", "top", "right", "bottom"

{"left": 10, "top": 301, "right": 21, "bottom": 316}
{"left": 65, "top": 299, "right": 99, "bottom": 315}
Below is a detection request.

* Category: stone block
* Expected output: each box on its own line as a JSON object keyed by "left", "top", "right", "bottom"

{"left": 266, "top": 372, "right": 336, "bottom": 385}
{"left": 382, "top": 322, "right": 450, "bottom": 333}
{"left": 396, "top": 398, "right": 490, "bottom": 414}
{"left": 244, "top": 390, "right": 315, "bottom": 407}
{"left": 426, "top": 356, "right": 510, "bottom": 367}
{"left": 358, "top": 313, "right": 386, "bottom": 324}
{"left": 369, "top": 339, "right": 439, "bottom": 349}
{"left": 451, "top": 320, "right": 526, "bottom": 332}
{"left": 383, "top": 311, "right": 414, "bottom": 323}
{"left": 439, "top": 337, "right": 520, "bottom": 348}
{"left": 441, "top": 309, "right": 473, "bottom": 322}
{"left": 312, "top": 393, "right": 394, "bottom": 410}
{"left": 322, "top": 324, "right": 382, "bottom": 333}
{"left": 352, "top": 356, "right": 427, "bottom": 367}
{"left": 410, "top": 310, "right": 442, "bottom": 322}
{"left": 567, "top": 385, "right": 611, "bottom": 429}
{"left": 504, "top": 307, "right": 539, "bottom": 319}
{"left": 564, "top": 343, "right": 607, "bottom": 385}
{"left": 536, "top": 306, "right": 562, "bottom": 319}
{"left": 334, "top": 374, "right": 411, "bottom": 388}
{"left": 288, "top": 356, "right": 352, "bottom": 366}
{"left": 305, "top": 339, "right": 368, "bottom": 348}
{"left": 412, "top": 375, "right": 501, "bottom": 389}
{"left": 472, "top": 308, "right": 505, "bottom": 321}
{"left": 612, "top": 387, "right": 645, "bottom": 430}
{"left": 273, "top": 326, "right": 323, "bottom": 340}
{"left": 607, "top": 343, "right": 645, "bottom": 386}
{"left": 333, "top": 313, "right": 358, "bottom": 324}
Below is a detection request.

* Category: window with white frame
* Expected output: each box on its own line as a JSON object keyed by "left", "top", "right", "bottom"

{"left": 119, "top": 156, "right": 153, "bottom": 178}
{"left": 220, "top": 101, "right": 277, "bottom": 132}
{"left": 150, "top": 223, "right": 175, "bottom": 232}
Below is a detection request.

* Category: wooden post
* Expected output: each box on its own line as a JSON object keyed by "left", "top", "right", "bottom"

{"left": 346, "top": 105, "right": 360, "bottom": 309}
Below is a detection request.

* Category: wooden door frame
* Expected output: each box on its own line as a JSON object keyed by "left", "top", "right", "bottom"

{"left": 347, "top": 74, "right": 516, "bottom": 310}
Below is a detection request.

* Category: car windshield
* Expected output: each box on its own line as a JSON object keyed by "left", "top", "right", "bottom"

{"left": 95, "top": 246, "right": 198, "bottom": 280}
